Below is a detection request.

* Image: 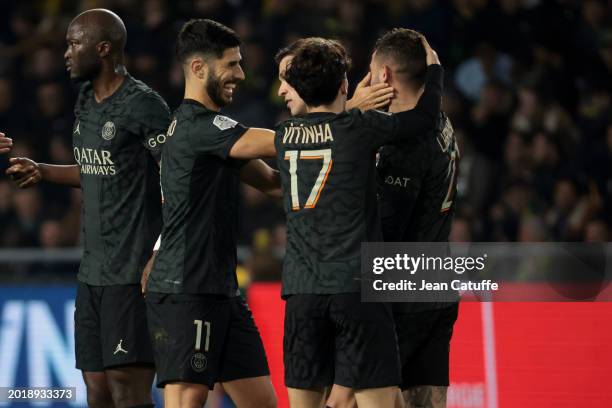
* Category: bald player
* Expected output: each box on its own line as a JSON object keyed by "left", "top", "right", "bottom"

{"left": 6, "top": 9, "right": 170, "bottom": 408}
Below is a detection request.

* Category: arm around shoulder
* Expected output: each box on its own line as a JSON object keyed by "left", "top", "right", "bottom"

{"left": 229, "top": 128, "right": 276, "bottom": 159}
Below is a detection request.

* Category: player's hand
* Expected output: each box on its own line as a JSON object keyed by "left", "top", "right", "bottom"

{"left": 0, "top": 133, "right": 12, "bottom": 154}
{"left": 421, "top": 35, "right": 440, "bottom": 66}
{"left": 6, "top": 157, "right": 42, "bottom": 188}
{"left": 141, "top": 251, "right": 157, "bottom": 295}
{"left": 347, "top": 72, "right": 394, "bottom": 112}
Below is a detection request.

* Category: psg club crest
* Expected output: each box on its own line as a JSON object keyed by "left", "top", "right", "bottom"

{"left": 191, "top": 352, "right": 207, "bottom": 372}
{"left": 101, "top": 121, "right": 116, "bottom": 140}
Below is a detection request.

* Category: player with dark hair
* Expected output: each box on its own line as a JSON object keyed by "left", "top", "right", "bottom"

{"left": 275, "top": 36, "right": 443, "bottom": 407}
{"left": 5, "top": 8, "right": 170, "bottom": 408}
{"left": 275, "top": 39, "right": 395, "bottom": 116}
{"left": 373, "top": 28, "right": 459, "bottom": 408}
{"left": 144, "top": 19, "right": 278, "bottom": 408}
{"left": 325, "top": 28, "right": 460, "bottom": 408}
{"left": 275, "top": 39, "right": 394, "bottom": 408}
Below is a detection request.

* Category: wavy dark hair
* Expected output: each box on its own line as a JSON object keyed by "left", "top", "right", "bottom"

{"left": 283, "top": 37, "right": 351, "bottom": 107}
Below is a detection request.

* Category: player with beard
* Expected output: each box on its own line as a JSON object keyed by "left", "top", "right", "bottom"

{"left": 274, "top": 37, "right": 443, "bottom": 408}
{"left": 372, "top": 29, "right": 459, "bottom": 408}
{"left": 144, "top": 19, "right": 278, "bottom": 408}
{"left": 329, "top": 29, "right": 459, "bottom": 408}
{"left": 5, "top": 9, "right": 170, "bottom": 408}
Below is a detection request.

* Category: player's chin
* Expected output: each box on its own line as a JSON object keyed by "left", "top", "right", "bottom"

{"left": 69, "top": 73, "right": 83, "bottom": 82}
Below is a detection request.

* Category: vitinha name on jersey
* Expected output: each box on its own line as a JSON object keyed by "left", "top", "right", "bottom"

{"left": 281, "top": 123, "right": 334, "bottom": 145}
{"left": 73, "top": 147, "right": 116, "bottom": 175}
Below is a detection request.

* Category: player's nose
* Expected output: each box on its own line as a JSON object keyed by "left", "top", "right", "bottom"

{"left": 235, "top": 65, "right": 245, "bottom": 81}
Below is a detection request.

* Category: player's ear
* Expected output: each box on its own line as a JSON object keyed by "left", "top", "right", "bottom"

{"left": 190, "top": 57, "right": 207, "bottom": 81}
{"left": 340, "top": 77, "right": 349, "bottom": 96}
{"left": 97, "top": 41, "right": 111, "bottom": 58}
{"left": 381, "top": 65, "right": 391, "bottom": 83}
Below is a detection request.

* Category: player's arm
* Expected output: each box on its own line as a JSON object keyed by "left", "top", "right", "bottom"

{"left": 347, "top": 72, "right": 395, "bottom": 112}
{"left": 391, "top": 38, "right": 443, "bottom": 137}
{"left": 229, "top": 128, "right": 276, "bottom": 159}
{"left": 240, "top": 159, "right": 282, "bottom": 199}
{"left": 0, "top": 133, "right": 12, "bottom": 154}
{"left": 6, "top": 157, "right": 80, "bottom": 188}
{"left": 141, "top": 235, "right": 160, "bottom": 295}
{"left": 136, "top": 93, "right": 172, "bottom": 166}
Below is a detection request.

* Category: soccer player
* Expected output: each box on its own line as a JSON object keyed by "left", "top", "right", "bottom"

{"left": 276, "top": 39, "right": 393, "bottom": 408}
{"left": 276, "top": 40, "right": 395, "bottom": 117}
{"left": 5, "top": 9, "right": 170, "bottom": 408}
{"left": 275, "top": 37, "right": 443, "bottom": 408}
{"left": 144, "top": 19, "right": 278, "bottom": 408}
{"left": 373, "top": 29, "right": 460, "bottom": 408}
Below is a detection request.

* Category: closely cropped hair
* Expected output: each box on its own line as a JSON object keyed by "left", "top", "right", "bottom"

{"left": 283, "top": 38, "right": 351, "bottom": 107}
{"left": 176, "top": 19, "right": 241, "bottom": 63}
{"left": 374, "top": 28, "right": 426, "bottom": 89}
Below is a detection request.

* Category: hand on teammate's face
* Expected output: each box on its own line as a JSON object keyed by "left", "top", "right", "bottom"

{"left": 347, "top": 72, "right": 395, "bottom": 112}
{"left": 0, "top": 133, "right": 12, "bottom": 154}
{"left": 5, "top": 157, "right": 42, "bottom": 188}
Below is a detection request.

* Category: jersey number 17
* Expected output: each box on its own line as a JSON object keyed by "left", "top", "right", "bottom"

{"left": 284, "top": 149, "right": 333, "bottom": 211}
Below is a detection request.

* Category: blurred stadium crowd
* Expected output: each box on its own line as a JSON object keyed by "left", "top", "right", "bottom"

{"left": 0, "top": 0, "right": 610, "bottom": 279}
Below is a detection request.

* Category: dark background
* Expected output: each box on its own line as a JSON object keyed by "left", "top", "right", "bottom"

{"left": 0, "top": 0, "right": 610, "bottom": 280}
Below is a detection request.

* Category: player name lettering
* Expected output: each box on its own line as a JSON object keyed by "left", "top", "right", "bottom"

{"left": 74, "top": 147, "right": 116, "bottom": 175}
{"left": 282, "top": 123, "right": 334, "bottom": 144}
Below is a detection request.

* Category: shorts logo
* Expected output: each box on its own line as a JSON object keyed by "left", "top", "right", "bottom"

{"left": 113, "top": 339, "right": 128, "bottom": 355}
{"left": 213, "top": 115, "right": 237, "bottom": 131}
{"left": 191, "top": 352, "right": 207, "bottom": 372}
{"left": 102, "top": 121, "right": 116, "bottom": 140}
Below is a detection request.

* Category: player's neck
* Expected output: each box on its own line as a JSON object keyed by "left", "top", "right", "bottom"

{"left": 92, "top": 66, "right": 126, "bottom": 103}
{"left": 184, "top": 85, "right": 221, "bottom": 112}
{"left": 306, "top": 97, "right": 345, "bottom": 114}
{"left": 388, "top": 85, "right": 424, "bottom": 113}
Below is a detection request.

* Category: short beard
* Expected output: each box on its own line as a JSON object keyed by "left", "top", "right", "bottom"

{"left": 205, "top": 69, "right": 228, "bottom": 108}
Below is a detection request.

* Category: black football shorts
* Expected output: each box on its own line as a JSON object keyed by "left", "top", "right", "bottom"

{"left": 393, "top": 302, "right": 459, "bottom": 389}
{"left": 74, "top": 282, "right": 155, "bottom": 371}
{"left": 284, "top": 293, "right": 401, "bottom": 389}
{"left": 146, "top": 293, "right": 270, "bottom": 389}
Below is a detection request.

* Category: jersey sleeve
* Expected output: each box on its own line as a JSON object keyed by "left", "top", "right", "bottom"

{"left": 189, "top": 114, "right": 249, "bottom": 159}
{"left": 360, "top": 64, "right": 444, "bottom": 149}
{"left": 133, "top": 92, "right": 172, "bottom": 161}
